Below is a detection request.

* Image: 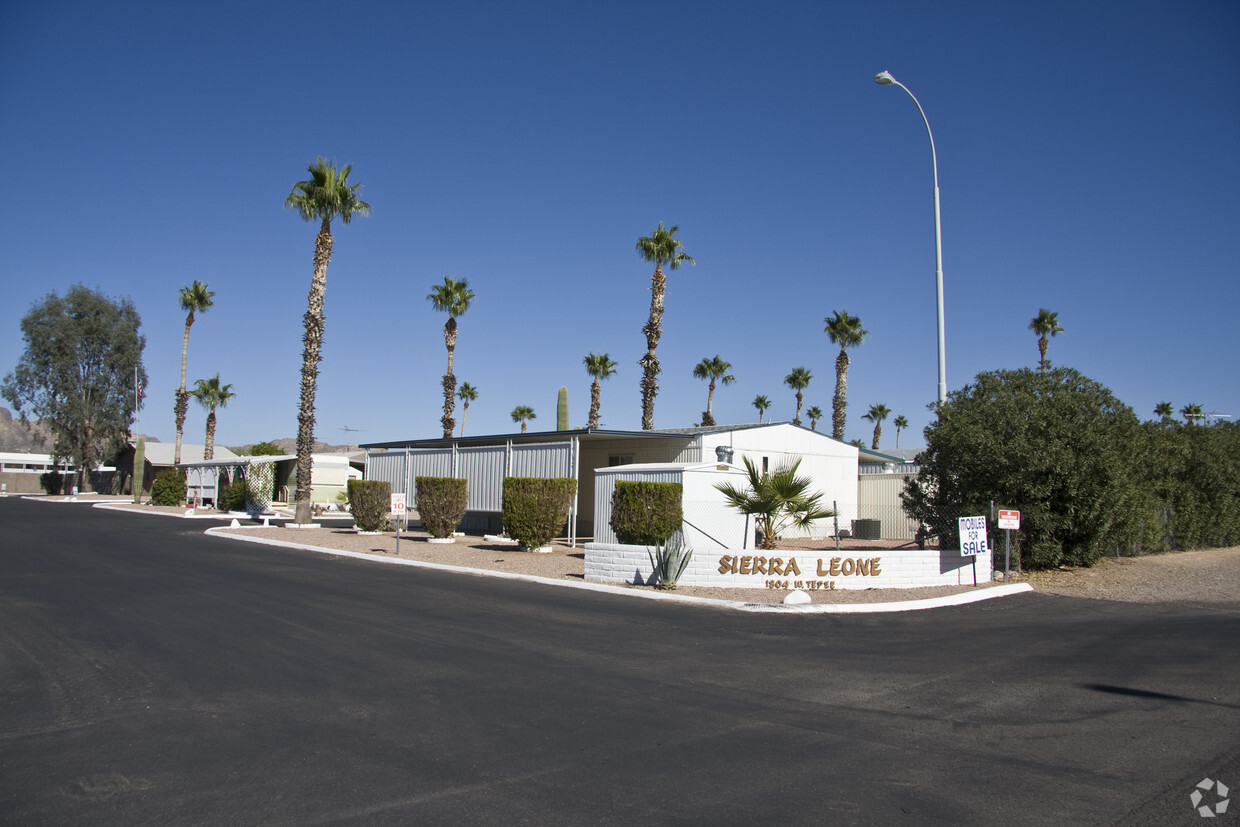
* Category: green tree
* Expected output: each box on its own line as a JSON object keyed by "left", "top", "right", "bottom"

{"left": 3, "top": 286, "right": 147, "bottom": 492}
{"left": 1153, "top": 401, "right": 1175, "bottom": 426}
{"left": 824, "top": 309, "right": 868, "bottom": 441}
{"left": 752, "top": 394, "right": 771, "bottom": 423}
{"left": 457, "top": 382, "right": 478, "bottom": 437}
{"left": 784, "top": 367, "right": 812, "bottom": 427}
{"left": 583, "top": 352, "right": 618, "bottom": 429}
{"left": 248, "top": 441, "right": 283, "bottom": 456}
{"left": 692, "top": 355, "right": 735, "bottom": 427}
{"left": 173, "top": 280, "right": 214, "bottom": 465}
{"left": 635, "top": 222, "right": 694, "bottom": 430}
{"left": 902, "top": 367, "right": 1143, "bottom": 569}
{"left": 511, "top": 405, "right": 535, "bottom": 433}
{"left": 892, "top": 415, "right": 909, "bottom": 448}
{"left": 284, "top": 157, "right": 370, "bottom": 525}
{"left": 427, "top": 276, "right": 476, "bottom": 439}
{"left": 806, "top": 406, "right": 824, "bottom": 431}
{"left": 1180, "top": 402, "right": 1204, "bottom": 425}
{"left": 189, "top": 373, "right": 236, "bottom": 460}
{"left": 1029, "top": 308, "right": 1064, "bottom": 373}
{"left": 862, "top": 403, "right": 891, "bottom": 449}
{"left": 714, "top": 457, "right": 835, "bottom": 550}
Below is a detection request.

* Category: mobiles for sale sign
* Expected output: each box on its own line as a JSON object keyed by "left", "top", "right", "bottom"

{"left": 958, "top": 515, "right": 990, "bottom": 557}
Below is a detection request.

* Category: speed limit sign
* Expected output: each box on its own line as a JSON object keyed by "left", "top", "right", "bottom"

{"left": 390, "top": 492, "right": 407, "bottom": 516}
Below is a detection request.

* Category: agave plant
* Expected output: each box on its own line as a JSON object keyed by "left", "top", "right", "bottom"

{"left": 647, "top": 534, "right": 693, "bottom": 590}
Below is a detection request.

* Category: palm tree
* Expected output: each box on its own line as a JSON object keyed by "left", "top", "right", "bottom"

{"left": 174, "top": 280, "right": 214, "bottom": 465}
{"left": 893, "top": 415, "right": 909, "bottom": 448}
{"left": 189, "top": 374, "right": 235, "bottom": 461}
{"left": 824, "top": 309, "right": 868, "bottom": 441}
{"left": 457, "top": 382, "right": 478, "bottom": 437}
{"left": 511, "top": 405, "right": 535, "bottom": 434}
{"left": 862, "top": 403, "right": 891, "bottom": 450}
{"left": 1181, "top": 402, "right": 1204, "bottom": 425}
{"left": 784, "top": 367, "right": 812, "bottom": 427}
{"left": 583, "top": 353, "right": 618, "bottom": 429}
{"left": 1153, "top": 401, "right": 1174, "bottom": 426}
{"left": 752, "top": 395, "right": 771, "bottom": 423}
{"left": 692, "top": 355, "right": 735, "bottom": 427}
{"left": 284, "top": 158, "right": 370, "bottom": 525}
{"left": 635, "top": 222, "right": 694, "bottom": 430}
{"left": 428, "top": 277, "right": 476, "bottom": 439}
{"left": 806, "top": 406, "right": 824, "bottom": 431}
{"left": 1029, "top": 308, "right": 1064, "bottom": 373}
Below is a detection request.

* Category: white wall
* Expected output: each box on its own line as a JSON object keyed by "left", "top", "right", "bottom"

{"left": 593, "top": 462, "right": 750, "bottom": 550}
{"left": 698, "top": 425, "right": 858, "bottom": 538}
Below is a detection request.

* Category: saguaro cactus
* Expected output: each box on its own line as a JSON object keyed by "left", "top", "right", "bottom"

{"left": 557, "top": 386, "right": 569, "bottom": 431}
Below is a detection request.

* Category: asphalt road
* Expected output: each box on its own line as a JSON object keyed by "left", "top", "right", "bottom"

{"left": 2, "top": 498, "right": 1238, "bottom": 825}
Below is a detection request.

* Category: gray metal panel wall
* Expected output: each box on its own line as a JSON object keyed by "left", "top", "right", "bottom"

{"left": 457, "top": 445, "right": 506, "bottom": 511}
{"left": 512, "top": 442, "right": 573, "bottom": 479}
{"left": 368, "top": 452, "right": 408, "bottom": 493}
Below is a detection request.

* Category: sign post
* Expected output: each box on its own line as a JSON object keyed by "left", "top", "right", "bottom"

{"left": 997, "top": 509, "right": 1020, "bottom": 580}
{"left": 391, "top": 493, "right": 407, "bottom": 554}
{"left": 958, "top": 515, "right": 990, "bottom": 586}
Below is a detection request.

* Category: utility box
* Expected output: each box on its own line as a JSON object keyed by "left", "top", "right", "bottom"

{"left": 852, "top": 518, "right": 882, "bottom": 540}
{"left": 593, "top": 462, "right": 750, "bottom": 551}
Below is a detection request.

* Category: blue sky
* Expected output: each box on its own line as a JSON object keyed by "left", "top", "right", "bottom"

{"left": 2, "top": 0, "right": 1237, "bottom": 451}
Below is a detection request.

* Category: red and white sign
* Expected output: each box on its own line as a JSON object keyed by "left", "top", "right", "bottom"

{"left": 998, "top": 510, "right": 1021, "bottom": 530}
{"left": 390, "top": 492, "right": 407, "bottom": 517}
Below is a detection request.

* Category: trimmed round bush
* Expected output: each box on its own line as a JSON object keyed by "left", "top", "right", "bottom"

{"left": 151, "top": 468, "right": 187, "bottom": 506}
{"left": 610, "top": 481, "right": 683, "bottom": 545}
{"left": 501, "top": 477, "right": 577, "bottom": 550}
{"left": 415, "top": 476, "right": 468, "bottom": 538}
{"left": 39, "top": 471, "right": 64, "bottom": 495}
{"left": 347, "top": 479, "right": 392, "bottom": 532}
{"left": 219, "top": 478, "right": 248, "bottom": 512}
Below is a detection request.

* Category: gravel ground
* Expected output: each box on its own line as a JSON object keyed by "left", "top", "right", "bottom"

{"left": 48, "top": 498, "right": 1240, "bottom": 607}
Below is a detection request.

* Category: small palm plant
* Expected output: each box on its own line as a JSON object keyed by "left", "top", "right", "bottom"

{"left": 511, "top": 405, "right": 536, "bottom": 433}
{"left": 893, "top": 414, "right": 909, "bottom": 448}
{"left": 862, "top": 403, "right": 891, "bottom": 450}
{"left": 190, "top": 374, "right": 236, "bottom": 460}
{"left": 1153, "top": 402, "right": 1174, "bottom": 426}
{"left": 1181, "top": 402, "right": 1204, "bottom": 425}
{"left": 806, "top": 406, "right": 824, "bottom": 431}
{"left": 692, "top": 355, "right": 735, "bottom": 427}
{"left": 784, "top": 367, "right": 812, "bottom": 427}
{"left": 457, "top": 382, "right": 478, "bottom": 437}
{"left": 752, "top": 394, "right": 771, "bottom": 423}
{"left": 714, "top": 457, "right": 834, "bottom": 550}
{"left": 583, "top": 352, "right": 618, "bottom": 429}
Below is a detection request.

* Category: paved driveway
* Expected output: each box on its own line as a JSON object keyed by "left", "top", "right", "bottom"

{"left": 2, "top": 498, "right": 1237, "bottom": 824}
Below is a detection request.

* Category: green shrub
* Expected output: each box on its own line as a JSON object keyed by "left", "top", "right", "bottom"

{"left": 39, "top": 471, "right": 64, "bottom": 495}
{"left": 415, "top": 477, "right": 469, "bottom": 538}
{"left": 610, "top": 481, "right": 683, "bottom": 545}
{"left": 648, "top": 535, "right": 693, "bottom": 590}
{"left": 347, "top": 479, "right": 391, "bottom": 532}
{"left": 501, "top": 477, "right": 577, "bottom": 549}
{"left": 151, "top": 468, "right": 187, "bottom": 506}
{"left": 219, "top": 478, "right": 248, "bottom": 511}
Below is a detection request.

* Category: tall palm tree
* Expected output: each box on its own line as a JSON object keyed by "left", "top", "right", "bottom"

{"left": 174, "top": 280, "right": 214, "bottom": 465}
{"left": 1029, "top": 308, "right": 1064, "bottom": 373}
{"left": 583, "top": 352, "right": 618, "bottom": 430}
{"left": 1153, "top": 401, "right": 1174, "bottom": 426}
{"left": 189, "top": 374, "right": 235, "bottom": 461}
{"left": 428, "top": 276, "right": 476, "bottom": 439}
{"left": 1181, "top": 402, "right": 1204, "bottom": 425}
{"left": 862, "top": 403, "right": 891, "bottom": 450}
{"left": 635, "top": 222, "right": 694, "bottom": 430}
{"left": 824, "top": 309, "right": 868, "bottom": 441}
{"left": 511, "top": 405, "right": 535, "bottom": 434}
{"left": 752, "top": 395, "right": 771, "bottom": 423}
{"left": 457, "top": 382, "right": 478, "bottom": 437}
{"left": 784, "top": 367, "right": 812, "bottom": 427}
{"left": 284, "top": 158, "right": 370, "bottom": 525}
{"left": 692, "top": 355, "right": 735, "bottom": 427}
{"left": 806, "top": 406, "right": 824, "bottom": 431}
{"left": 893, "top": 414, "right": 909, "bottom": 448}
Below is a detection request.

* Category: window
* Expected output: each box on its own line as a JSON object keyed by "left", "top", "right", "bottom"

{"left": 608, "top": 455, "right": 634, "bottom": 467}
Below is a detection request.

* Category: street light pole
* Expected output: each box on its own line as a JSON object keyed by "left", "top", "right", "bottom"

{"left": 874, "top": 70, "right": 947, "bottom": 406}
